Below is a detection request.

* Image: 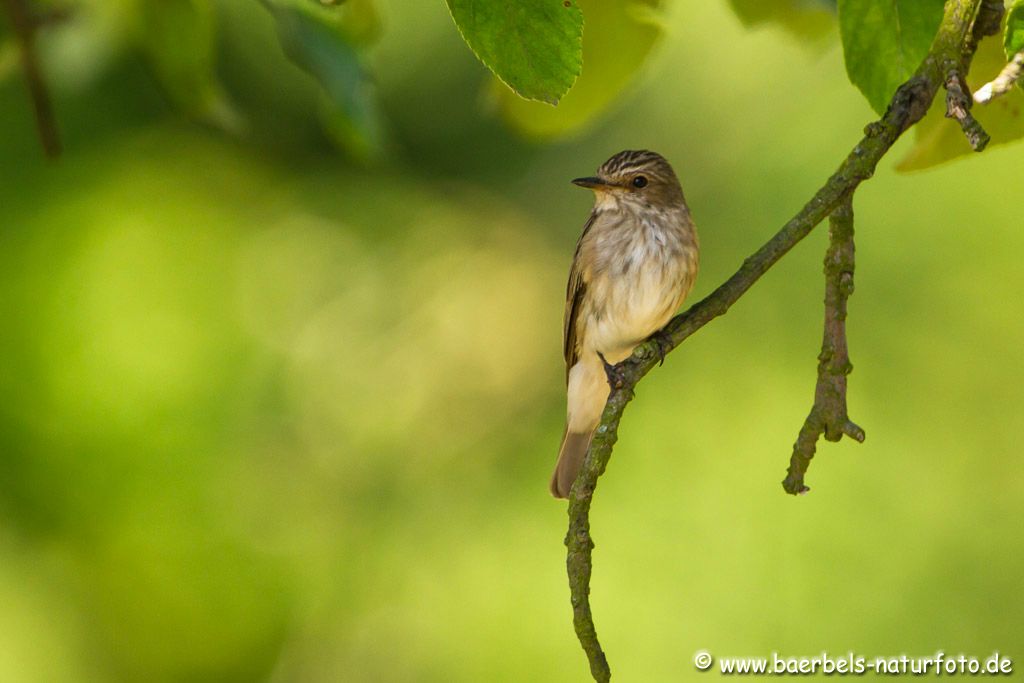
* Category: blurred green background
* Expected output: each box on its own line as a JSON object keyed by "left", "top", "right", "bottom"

{"left": 2, "top": 1, "right": 1022, "bottom": 681}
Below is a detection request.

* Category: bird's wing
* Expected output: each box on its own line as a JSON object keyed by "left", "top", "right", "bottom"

{"left": 564, "top": 211, "right": 596, "bottom": 383}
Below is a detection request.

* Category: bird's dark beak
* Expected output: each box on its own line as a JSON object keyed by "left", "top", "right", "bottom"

{"left": 572, "top": 176, "right": 611, "bottom": 190}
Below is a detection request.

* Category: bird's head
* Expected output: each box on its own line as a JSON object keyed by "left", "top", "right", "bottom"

{"left": 572, "top": 150, "right": 686, "bottom": 210}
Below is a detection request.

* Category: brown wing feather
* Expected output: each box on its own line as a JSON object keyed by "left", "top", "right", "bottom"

{"left": 563, "top": 211, "right": 596, "bottom": 383}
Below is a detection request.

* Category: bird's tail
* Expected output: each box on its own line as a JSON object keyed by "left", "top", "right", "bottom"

{"left": 550, "top": 428, "right": 595, "bottom": 499}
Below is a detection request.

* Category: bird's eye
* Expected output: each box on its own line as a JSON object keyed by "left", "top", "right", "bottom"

{"left": 632, "top": 175, "right": 648, "bottom": 188}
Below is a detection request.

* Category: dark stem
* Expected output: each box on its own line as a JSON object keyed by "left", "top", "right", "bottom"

{"left": 970, "top": 0, "right": 1005, "bottom": 49}
{"left": 783, "top": 197, "right": 864, "bottom": 495}
{"left": 564, "top": 1, "right": 994, "bottom": 679}
{"left": 1, "top": 0, "right": 61, "bottom": 157}
{"left": 945, "top": 70, "right": 989, "bottom": 151}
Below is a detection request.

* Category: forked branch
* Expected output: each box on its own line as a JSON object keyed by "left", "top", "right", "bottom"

{"left": 565, "top": 1, "right": 1001, "bottom": 680}
{"left": 784, "top": 197, "right": 864, "bottom": 495}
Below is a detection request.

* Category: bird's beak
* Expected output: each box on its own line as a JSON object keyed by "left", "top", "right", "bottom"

{"left": 572, "top": 176, "right": 613, "bottom": 190}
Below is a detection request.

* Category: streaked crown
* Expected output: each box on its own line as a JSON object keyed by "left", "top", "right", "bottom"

{"left": 593, "top": 149, "right": 686, "bottom": 206}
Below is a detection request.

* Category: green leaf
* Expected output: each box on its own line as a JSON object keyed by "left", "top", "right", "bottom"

{"left": 728, "top": 0, "right": 836, "bottom": 39}
{"left": 260, "top": 0, "right": 384, "bottom": 159}
{"left": 1005, "top": 0, "right": 1024, "bottom": 57}
{"left": 446, "top": 0, "right": 583, "bottom": 105}
{"left": 898, "top": 35, "right": 1024, "bottom": 172}
{"left": 495, "top": 0, "right": 662, "bottom": 138}
{"left": 135, "top": 0, "right": 240, "bottom": 131}
{"left": 837, "top": 0, "right": 945, "bottom": 114}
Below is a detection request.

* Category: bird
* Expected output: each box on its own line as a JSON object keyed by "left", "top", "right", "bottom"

{"left": 550, "top": 150, "right": 700, "bottom": 499}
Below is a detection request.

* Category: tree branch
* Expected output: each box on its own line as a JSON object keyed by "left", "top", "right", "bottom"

{"left": 945, "top": 70, "right": 990, "bottom": 150}
{"left": 974, "top": 50, "right": 1024, "bottom": 104}
{"left": 784, "top": 197, "right": 864, "bottom": 495}
{"left": 564, "top": 1, "right": 998, "bottom": 679}
{"left": 1, "top": 0, "right": 61, "bottom": 157}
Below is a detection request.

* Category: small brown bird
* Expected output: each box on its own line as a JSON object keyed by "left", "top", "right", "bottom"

{"left": 550, "top": 150, "right": 699, "bottom": 498}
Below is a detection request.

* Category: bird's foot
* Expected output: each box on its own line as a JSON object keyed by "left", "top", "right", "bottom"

{"left": 649, "top": 329, "right": 673, "bottom": 366}
{"left": 596, "top": 351, "right": 627, "bottom": 389}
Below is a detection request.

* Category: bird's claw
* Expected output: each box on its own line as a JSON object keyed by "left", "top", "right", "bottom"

{"left": 596, "top": 351, "right": 626, "bottom": 389}
{"left": 649, "top": 330, "right": 673, "bottom": 366}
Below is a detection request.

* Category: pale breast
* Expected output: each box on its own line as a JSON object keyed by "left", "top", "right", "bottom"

{"left": 579, "top": 208, "right": 698, "bottom": 362}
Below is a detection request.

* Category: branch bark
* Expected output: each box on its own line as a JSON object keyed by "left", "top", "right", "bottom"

{"left": 974, "top": 50, "right": 1024, "bottom": 103}
{"left": 784, "top": 197, "right": 864, "bottom": 495}
{"left": 946, "top": 70, "right": 990, "bottom": 150}
{"left": 565, "top": 1, "right": 1000, "bottom": 679}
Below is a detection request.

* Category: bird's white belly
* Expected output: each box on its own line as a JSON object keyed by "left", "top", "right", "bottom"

{"left": 583, "top": 264, "right": 683, "bottom": 364}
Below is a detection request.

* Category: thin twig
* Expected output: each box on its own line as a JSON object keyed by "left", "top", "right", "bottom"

{"left": 566, "top": 449, "right": 614, "bottom": 683}
{"left": 944, "top": 0, "right": 1003, "bottom": 149}
{"left": 975, "top": 51, "right": 1024, "bottom": 103}
{"left": 784, "top": 198, "right": 864, "bottom": 495}
{"left": 945, "top": 70, "right": 990, "bottom": 150}
{"left": 565, "top": 1, "right": 994, "bottom": 679}
{"left": 1, "top": 0, "right": 61, "bottom": 157}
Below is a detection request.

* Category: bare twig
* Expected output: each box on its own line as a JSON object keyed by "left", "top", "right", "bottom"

{"left": 943, "top": 0, "right": 1003, "bottom": 151}
{"left": 975, "top": 51, "right": 1024, "bottom": 103}
{"left": 1, "top": 0, "right": 61, "bottom": 157}
{"left": 945, "top": 70, "right": 990, "bottom": 150}
{"left": 784, "top": 198, "right": 864, "bottom": 495}
{"left": 565, "top": 1, "right": 996, "bottom": 679}
{"left": 566, "top": 469, "right": 612, "bottom": 682}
